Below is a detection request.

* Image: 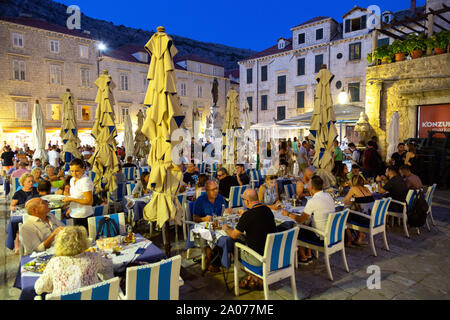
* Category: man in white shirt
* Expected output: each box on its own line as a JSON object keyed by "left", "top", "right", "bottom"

{"left": 47, "top": 145, "right": 60, "bottom": 168}
{"left": 282, "top": 175, "right": 335, "bottom": 264}
{"left": 22, "top": 197, "right": 65, "bottom": 255}
{"left": 347, "top": 143, "right": 361, "bottom": 165}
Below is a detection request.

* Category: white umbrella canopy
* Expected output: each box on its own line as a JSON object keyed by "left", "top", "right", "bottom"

{"left": 308, "top": 67, "right": 338, "bottom": 187}
{"left": 32, "top": 100, "right": 48, "bottom": 163}
{"left": 386, "top": 111, "right": 400, "bottom": 162}
{"left": 123, "top": 113, "right": 134, "bottom": 160}
{"left": 60, "top": 89, "right": 82, "bottom": 170}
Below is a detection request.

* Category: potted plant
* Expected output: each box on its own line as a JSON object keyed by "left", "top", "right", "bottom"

{"left": 391, "top": 39, "right": 407, "bottom": 61}
{"left": 426, "top": 36, "right": 437, "bottom": 55}
{"left": 404, "top": 33, "right": 426, "bottom": 59}
{"left": 433, "top": 30, "right": 450, "bottom": 54}
{"left": 375, "top": 44, "right": 393, "bottom": 64}
{"left": 366, "top": 52, "right": 373, "bottom": 64}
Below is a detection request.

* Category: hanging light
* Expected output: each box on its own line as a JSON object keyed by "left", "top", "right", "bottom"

{"left": 338, "top": 89, "right": 349, "bottom": 105}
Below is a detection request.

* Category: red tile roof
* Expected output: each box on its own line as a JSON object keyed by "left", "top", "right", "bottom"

{"left": 291, "top": 16, "right": 331, "bottom": 29}
{"left": 174, "top": 54, "right": 223, "bottom": 67}
{"left": 0, "top": 16, "right": 92, "bottom": 39}
{"left": 240, "top": 38, "right": 293, "bottom": 62}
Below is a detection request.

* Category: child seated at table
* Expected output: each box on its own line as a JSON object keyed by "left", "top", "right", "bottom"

{"left": 34, "top": 226, "right": 113, "bottom": 297}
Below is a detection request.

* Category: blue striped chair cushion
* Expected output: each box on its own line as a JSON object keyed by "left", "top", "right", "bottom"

{"left": 373, "top": 198, "right": 390, "bottom": 227}
{"left": 268, "top": 229, "right": 296, "bottom": 272}
{"left": 239, "top": 259, "right": 263, "bottom": 276}
{"left": 328, "top": 211, "right": 348, "bottom": 247}
{"left": 61, "top": 282, "right": 111, "bottom": 300}
{"left": 93, "top": 206, "right": 105, "bottom": 217}
{"left": 134, "top": 259, "right": 174, "bottom": 300}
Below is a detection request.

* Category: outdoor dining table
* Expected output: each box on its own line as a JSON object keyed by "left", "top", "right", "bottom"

{"left": 13, "top": 234, "right": 166, "bottom": 300}
{"left": 186, "top": 211, "right": 297, "bottom": 270}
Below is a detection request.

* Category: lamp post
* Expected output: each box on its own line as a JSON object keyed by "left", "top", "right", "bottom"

{"left": 97, "top": 42, "right": 106, "bottom": 76}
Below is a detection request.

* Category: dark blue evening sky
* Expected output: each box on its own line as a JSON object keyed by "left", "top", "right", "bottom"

{"left": 55, "top": 0, "right": 425, "bottom": 51}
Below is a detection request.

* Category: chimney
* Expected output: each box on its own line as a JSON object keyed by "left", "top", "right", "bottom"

{"left": 411, "top": 0, "right": 416, "bottom": 16}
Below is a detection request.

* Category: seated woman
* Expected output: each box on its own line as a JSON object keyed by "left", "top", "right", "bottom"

{"left": 34, "top": 226, "right": 114, "bottom": 297}
{"left": 10, "top": 173, "right": 39, "bottom": 211}
{"left": 93, "top": 190, "right": 108, "bottom": 206}
{"left": 335, "top": 164, "right": 350, "bottom": 195}
{"left": 44, "top": 165, "right": 63, "bottom": 182}
{"left": 258, "top": 175, "right": 281, "bottom": 211}
{"left": 31, "top": 167, "right": 44, "bottom": 185}
{"left": 195, "top": 174, "right": 208, "bottom": 199}
{"left": 344, "top": 175, "right": 375, "bottom": 246}
{"left": 132, "top": 171, "right": 150, "bottom": 198}
{"left": 296, "top": 167, "right": 314, "bottom": 200}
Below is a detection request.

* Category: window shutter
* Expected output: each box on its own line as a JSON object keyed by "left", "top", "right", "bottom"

{"left": 297, "top": 58, "right": 305, "bottom": 76}
{"left": 22, "top": 103, "right": 29, "bottom": 120}
{"left": 261, "top": 95, "right": 267, "bottom": 110}
{"left": 345, "top": 19, "right": 351, "bottom": 33}
{"left": 46, "top": 104, "right": 53, "bottom": 120}
{"left": 15, "top": 102, "right": 22, "bottom": 119}
{"left": 247, "top": 68, "right": 252, "bottom": 84}
{"left": 247, "top": 97, "right": 253, "bottom": 111}
{"left": 277, "top": 75, "right": 286, "bottom": 94}
{"left": 297, "top": 91, "right": 305, "bottom": 109}
{"left": 361, "top": 15, "right": 367, "bottom": 29}
{"left": 315, "top": 55, "right": 323, "bottom": 73}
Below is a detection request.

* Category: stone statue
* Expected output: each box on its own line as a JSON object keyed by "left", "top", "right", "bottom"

{"left": 211, "top": 78, "right": 219, "bottom": 107}
{"left": 354, "top": 112, "right": 371, "bottom": 147}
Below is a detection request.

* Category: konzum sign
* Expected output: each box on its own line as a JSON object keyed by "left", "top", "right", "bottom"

{"left": 417, "top": 104, "right": 450, "bottom": 138}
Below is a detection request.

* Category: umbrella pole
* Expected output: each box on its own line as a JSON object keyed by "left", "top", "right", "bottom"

{"left": 162, "top": 221, "right": 171, "bottom": 257}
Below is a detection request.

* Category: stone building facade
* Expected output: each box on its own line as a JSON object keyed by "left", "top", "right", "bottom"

{"left": 0, "top": 16, "right": 99, "bottom": 147}
{"left": 365, "top": 52, "right": 450, "bottom": 159}
{"left": 0, "top": 17, "right": 233, "bottom": 147}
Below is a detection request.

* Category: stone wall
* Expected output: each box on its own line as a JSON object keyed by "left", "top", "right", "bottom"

{"left": 365, "top": 52, "right": 450, "bottom": 159}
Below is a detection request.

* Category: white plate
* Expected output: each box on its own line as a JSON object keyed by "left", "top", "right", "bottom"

{"left": 41, "top": 195, "right": 67, "bottom": 202}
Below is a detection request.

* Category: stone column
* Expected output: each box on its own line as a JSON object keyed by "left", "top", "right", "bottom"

{"left": 371, "top": 29, "right": 378, "bottom": 64}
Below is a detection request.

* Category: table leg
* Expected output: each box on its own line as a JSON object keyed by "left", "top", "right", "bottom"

{"left": 162, "top": 221, "right": 171, "bottom": 257}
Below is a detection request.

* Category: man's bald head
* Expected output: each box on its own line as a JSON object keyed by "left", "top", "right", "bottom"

{"left": 243, "top": 189, "right": 258, "bottom": 202}
{"left": 303, "top": 167, "right": 314, "bottom": 179}
{"left": 25, "top": 197, "right": 42, "bottom": 216}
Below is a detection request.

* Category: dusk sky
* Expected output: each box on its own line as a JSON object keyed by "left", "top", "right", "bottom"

{"left": 55, "top": 0, "right": 426, "bottom": 51}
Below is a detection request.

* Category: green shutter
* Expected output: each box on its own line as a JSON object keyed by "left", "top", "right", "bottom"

{"left": 277, "top": 75, "right": 286, "bottom": 94}
{"left": 361, "top": 15, "right": 367, "bottom": 29}
{"left": 345, "top": 19, "right": 351, "bottom": 33}
{"left": 261, "top": 95, "right": 267, "bottom": 110}
{"left": 247, "top": 97, "right": 253, "bottom": 111}
{"left": 349, "top": 83, "right": 360, "bottom": 102}
{"left": 247, "top": 68, "right": 252, "bottom": 84}
{"left": 315, "top": 55, "right": 323, "bottom": 73}
{"left": 297, "top": 91, "right": 305, "bottom": 109}
{"left": 297, "top": 58, "right": 305, "bottom": 76}
{"left": 277, "top": 106, "right": 286, "bottom": 120}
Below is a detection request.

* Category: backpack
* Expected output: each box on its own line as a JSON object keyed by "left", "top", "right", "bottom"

{"left": 96, "top": 216, "right": 120, "bottom": 240}
{"left": 407, "top": 190, "right": 429, "bottom": 228}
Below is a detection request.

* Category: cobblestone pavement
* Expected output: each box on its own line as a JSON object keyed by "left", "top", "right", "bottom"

{"left": 1, "top": 190, "right": 449, "bottom": 300}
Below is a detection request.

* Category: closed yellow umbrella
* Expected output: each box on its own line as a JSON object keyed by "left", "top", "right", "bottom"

{"left": 141, "top": 26, "right": 185, "bottom": 255}
{"left": 89, "top": 70, "right": 119, "bottom": 193}
{"left": 60, "top": 89, "right": 82, "bottom": 171}
{"left": 308, "top": 66, "right": 338, "bottom": 187}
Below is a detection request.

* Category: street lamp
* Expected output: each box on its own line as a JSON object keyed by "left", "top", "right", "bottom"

{"left": 338, "top": 88, "right": 349, "bottom": 105}
{"left": 97, "top": 42, "right": 106, "bottom": 75}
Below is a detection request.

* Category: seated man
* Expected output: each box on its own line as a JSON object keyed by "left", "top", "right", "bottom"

{"left": 376, "top": 166, "right": 408, "bottom": 212}
{"left": 234, "top": 164, "right": 250, "bottom": 186}
{"left": 296, "top": 167, "right": 314, "bottom": 199}
{"left": 399, "top": 165, "right": 423, "bottom": 190}
{"left": 217, "top": 167, "right": 239, "bottom": 199}
{"left": 183, "top": 162, "right": 199, "bottom": 187}
{"left": 192, "top": 180, "right": 232, "bottom": 272}
{"left": 222, "top": 188, "right": 277, "bottom": 290}
{"left": 11, "top": 161, "right": 30, "bottom": 180}
{"left": 192, "top": 180, "right": 231, "bottom": 222}
{"left": 282, "top": 176, "right": 335, "bottom": 265}
{"left": 21, "top": 198, "right": 65, "bottom": 255}
{"left": 347, "top": 164, "right": 366, "bottom": 183}
{"left": 31, "top": 158, "right": 43, "bottom": 170}
{"left": 122, "top": 155, "right": 137, "bottom": 168}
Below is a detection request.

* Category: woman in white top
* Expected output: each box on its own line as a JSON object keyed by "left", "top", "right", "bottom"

{"left": 63, "top": 158, "right": 93, "bottom": 231}
{"left": 34, "top": 226, "right": 113, "bottom": 296}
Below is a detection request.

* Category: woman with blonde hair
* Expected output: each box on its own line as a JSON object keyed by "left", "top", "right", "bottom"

{"left": 31, "top": 167, "right": 44, "bottom": 184}
{"left": 34, "top": 226, "right": 113, "bottom": 296}
{"left": 344, "top": 174, "right": 375, "bottom": 246}
{"left": 10, "top": 173, "right": 38, "bottom": 211}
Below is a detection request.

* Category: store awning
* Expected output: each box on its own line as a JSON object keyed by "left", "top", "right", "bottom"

{"left": 277, "top": 104, "right": 365, "bottom": 125}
